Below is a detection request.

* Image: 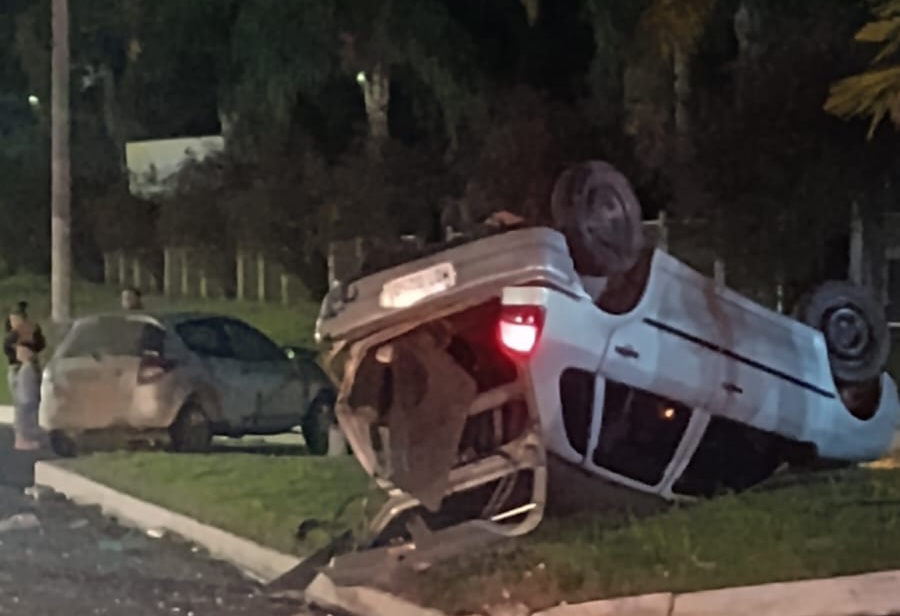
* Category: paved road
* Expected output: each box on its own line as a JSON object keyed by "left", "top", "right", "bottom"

{"left": 0, "top": 427, "right": 308, "bottom": 616}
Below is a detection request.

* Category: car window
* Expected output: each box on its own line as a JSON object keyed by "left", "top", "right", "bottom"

{"left": 175, "top": 320, "right": 233, "bottom": 358}
{"left": 61, "top": 317, "right": 165, "bottom": 359}
{"left": 221, "top": 319, "right": 285, "bottom": 363}
{"left": 672, "top": 416, "right": 782, "bottom": 498}
{"left": 592, "top": 380, "right": 693, "bottom": 486}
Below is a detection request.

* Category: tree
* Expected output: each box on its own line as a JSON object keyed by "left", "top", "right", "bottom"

{"left": 51, "top": 0, "right": 72, "bottom": 324}
{"left": 691, "top": 0, "right": 893, "bottom": 302}
{"left": 623, "top": 0, "right": 718, "bottom": 171}
{"left": 824, "top": 0, "right": 900, "bottom": 137}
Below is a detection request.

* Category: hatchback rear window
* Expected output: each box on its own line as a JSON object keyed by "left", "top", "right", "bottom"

{"left": 60, "top": 317, "right": 165, "bottom": 359}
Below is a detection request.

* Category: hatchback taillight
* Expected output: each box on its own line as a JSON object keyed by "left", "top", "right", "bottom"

{"left": 498, "top": 305, "right": 545, "bottom": 357}
{"left": 137, "top": 353, "right": 178, "bottom": 385}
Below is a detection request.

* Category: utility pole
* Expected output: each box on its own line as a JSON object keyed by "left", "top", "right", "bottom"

{"left": 51, "top": 0, "right": 72, "bottom": 325}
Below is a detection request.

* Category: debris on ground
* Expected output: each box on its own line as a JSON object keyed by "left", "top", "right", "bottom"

{"left": 23, "top": 485, "right": 64, "bottom": 502}
{"left": 0, "top": 512, "right": 40, "bottom": 533}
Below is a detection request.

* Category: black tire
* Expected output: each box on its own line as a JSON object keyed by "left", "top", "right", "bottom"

{"left": 49, "top": 430, "right": 77, "bottom": 458}
{"left": 550, "top": 160, "right": 645, "bottom": 277}
{"left": 798, "top": 281, "right": 890, "bottom": 384}
{"left": 169, "top": 401, "right": 212, "bottom": 453}
{"left": 302, "top": 395, "right": 334, "bottom": 456}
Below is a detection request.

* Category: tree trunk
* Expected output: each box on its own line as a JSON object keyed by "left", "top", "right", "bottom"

{"left": 98, "top": 64, "right": 127, "bottom": 173}
{"left": 360, "top": 63, "right": 390, "bottom": 156}
{"left": 733, "top": 0, "right": 764, "bottom": 110}
{"left": 51, "top": 0, "right": 71, "bottom": 325}
{"left": 672, "top": 46, "right": 692, "bottom": 162}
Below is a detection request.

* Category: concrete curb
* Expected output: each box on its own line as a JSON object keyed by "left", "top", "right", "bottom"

{"left": 305, "top": 573, "right": 447, "bottom": 616}
{"left": 0, "top": 404, "right": 12, "bottom": 426}
{"left": 33, "top": 461, "right": 301, "bottom": 583}
{"left": 530, "top": 570, "right": 900, "bottom": 616}
{"left": 534, "top": 593, "right": 673, "bottom": 616}
{"left": 29, "top": 459, "right": 900, "bottom": 616}
{"left": 670, "top": 570, "right": 900, "bottom": 616}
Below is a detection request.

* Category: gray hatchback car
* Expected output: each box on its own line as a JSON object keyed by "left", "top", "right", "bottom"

{"left": 39, "top": 312, "right": 335, "bottom": 456}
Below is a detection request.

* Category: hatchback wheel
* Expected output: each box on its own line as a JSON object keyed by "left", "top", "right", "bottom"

{"left": 798, "top": 280, "right": 890, "bottom": 385}
{"left": 302, "top": 396, "right": 334, "bottom": 456}
{"left": 170, "top": 402, "right": 212, "bottom": 453}
{"left": 550, "top": 160, "right": 644, "bottom": 278}
{"left": 49, "top": 430, "right": 77, "bottom": 458}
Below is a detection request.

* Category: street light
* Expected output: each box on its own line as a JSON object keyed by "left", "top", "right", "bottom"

{"left": 27, "top": 95, "right": 40, "bottom": 107}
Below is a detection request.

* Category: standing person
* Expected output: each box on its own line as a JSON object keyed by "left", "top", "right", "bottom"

{"left": 121, "top": 286, "right": 144, "bottom": 311}
{"left": 3, "top": 303, "right": 46, "bottom": 450}
{"left": 12, "top": 340, "right": 42, "bottom": 450}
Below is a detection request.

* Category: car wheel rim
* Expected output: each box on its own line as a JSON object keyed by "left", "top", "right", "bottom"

{"left": 824, "top": 304, "right": 871, "bottom": 360}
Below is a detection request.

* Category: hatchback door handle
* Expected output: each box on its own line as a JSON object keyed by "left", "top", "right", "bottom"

{"left": 723, "top": 382, "right": 743, "bottom": 394}
{"left": 614, "top": 345, "right": 639, "bottom": 359}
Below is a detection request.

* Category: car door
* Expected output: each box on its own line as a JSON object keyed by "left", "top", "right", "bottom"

{"left": 219, "top": 318, "right": 307, "bottom": 432}
{"left": 597, "top": 250, "right": 724, "bottom": 412}
{"left": 174, "top": 318, "right": 252, "bottom": 425}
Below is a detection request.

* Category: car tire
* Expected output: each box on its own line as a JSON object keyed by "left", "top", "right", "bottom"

{"left": 49, "top": 430, "right": 77, "bottom": 458}
{"left": 798, "top": 280, "right": 890, "bottom": 384}
{"left": 302, "top": 395, "right": 334, "bottom": 456}
{"left": 550, "top": 160, "right": 645, "bottom": 277}
{"left": 169, "top": 401, "right": 212, "bottom": 454}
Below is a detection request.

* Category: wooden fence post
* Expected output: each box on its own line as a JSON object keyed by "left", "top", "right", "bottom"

{"left": 236, "top": 249, "right": 246, "bottom": 301}
{"left": 117, "top": 251, "right": 127, "bottom": 286}
{"left": 849, "top": 201, "right": 864, "bottom": 286}
{"left": 657, "top": 211, "right": 669, "bottom": 252}
{"left": 163, "top": 247, "right": 173, "bottom": 296}
{"left": 180, "top": 248, "right": 190, "bottom": 296}
{"left": 714, "top": 257, "right": 726, "bottom": 286}
{"left": 132, "top": 255, "right": 142, "bottom": 289}
{"left": 257, "top": 252, "right": 266, "bottom": 303}
{"left": 103, "top": 252, "right": 113, "bottom": 284}
{"left": 280, "top": 271, "right": 290, "bottom": 306}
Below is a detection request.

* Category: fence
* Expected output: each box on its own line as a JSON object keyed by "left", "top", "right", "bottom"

{"left": 102, "top": 247, "right": 309, "bottom": 305}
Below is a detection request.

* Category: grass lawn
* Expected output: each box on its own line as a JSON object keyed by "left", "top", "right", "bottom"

{"left": 401, "top": 466, "right": 900, "bottom": 613}
{"left": 63, "top": 451, "right": 379, "bottom": 557}
{"left": 0, "top": 274, "right": 321, "bottom": 403}
{"left": 63, "top": 448, "right": 900, "bottom": 613}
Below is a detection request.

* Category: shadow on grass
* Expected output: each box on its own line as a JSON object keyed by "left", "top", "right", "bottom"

{"left": 208, "top": 442, "right": 310, "bottom": 457}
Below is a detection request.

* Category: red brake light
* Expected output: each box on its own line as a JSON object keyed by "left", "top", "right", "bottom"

{"left": 498, "top": 305, "right": 545, "bottom": 356}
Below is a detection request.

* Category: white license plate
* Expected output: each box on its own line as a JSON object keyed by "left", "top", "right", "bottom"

{"left": 379, "top": 261, "right": 457, "bottom": 308}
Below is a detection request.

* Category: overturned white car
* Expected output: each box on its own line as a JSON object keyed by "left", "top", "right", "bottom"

{"left": 311, "top": 161, "right": 898, "bottom": 580}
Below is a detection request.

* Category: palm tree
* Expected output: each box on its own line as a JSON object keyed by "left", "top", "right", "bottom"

{"left": 825, "top": 0, "right": 900, "bottom": 138}
{"left": 630, "top": 0, "right": 718, "bottom": 159}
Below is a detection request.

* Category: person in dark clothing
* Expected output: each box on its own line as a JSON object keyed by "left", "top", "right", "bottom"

{"left": 3, "top": 301, "right": 46, "bottom": 367}
{"left": 4, "top": 302, "right": 47, "bottom": 449}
